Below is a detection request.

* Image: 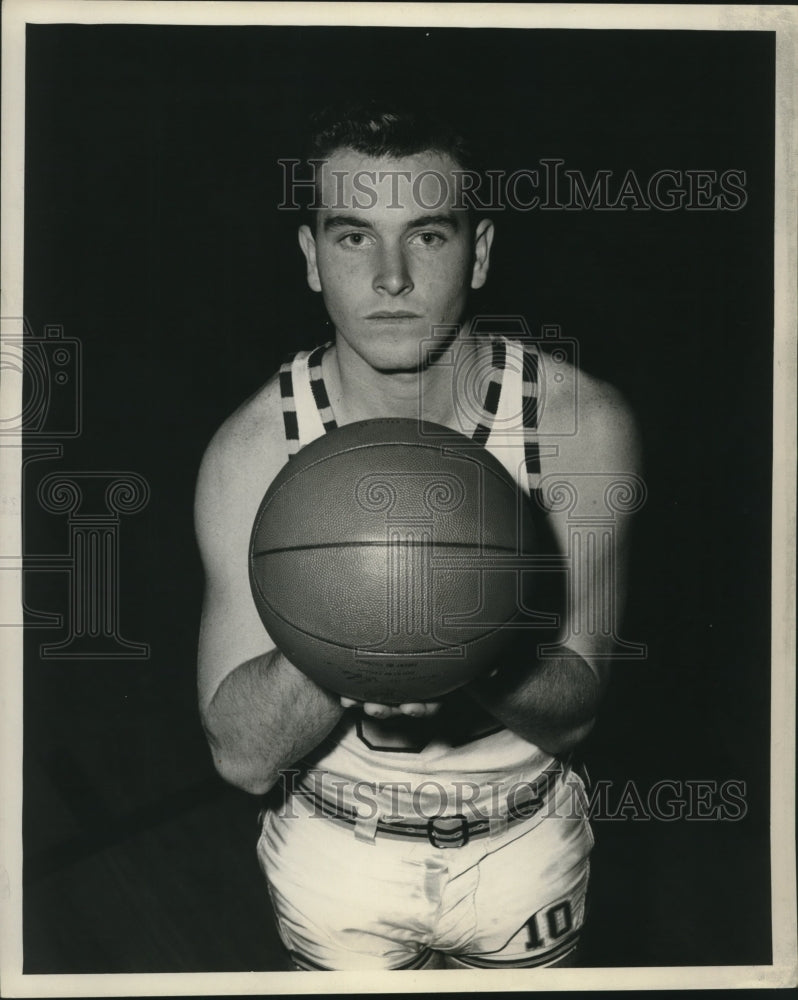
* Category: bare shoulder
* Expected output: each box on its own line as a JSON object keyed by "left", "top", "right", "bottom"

{"left": 194, "top": 374, "right": 286, "bottom": 547}
{"left": 532, "top": 345, "right": 642, "bottom": 475}
{"left": 195, "top": 374, "right": 290, "bottom": 711}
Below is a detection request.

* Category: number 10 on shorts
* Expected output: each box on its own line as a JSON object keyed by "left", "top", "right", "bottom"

{"left": 524, "top": 899, "right": 574, "bottom": 950}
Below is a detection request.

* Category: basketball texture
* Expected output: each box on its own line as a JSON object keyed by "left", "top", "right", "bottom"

{"left": 249, "top": 418, "right": 535, "bottom": 703}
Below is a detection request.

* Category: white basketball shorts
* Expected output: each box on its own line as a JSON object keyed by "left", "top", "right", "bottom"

{"left": 256, "top": 770, "right": 594, "bottom": 970}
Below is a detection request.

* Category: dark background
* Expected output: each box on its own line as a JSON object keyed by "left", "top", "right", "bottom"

{"left": 21, "top": 25, "right": 774, "bottom": 972}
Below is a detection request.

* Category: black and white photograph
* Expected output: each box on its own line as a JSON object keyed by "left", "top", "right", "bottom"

{"left": 1, "top": 1, "right": 795, "bottom": 993}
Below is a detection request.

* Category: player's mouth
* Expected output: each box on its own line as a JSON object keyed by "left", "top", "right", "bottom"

{"left": 365, "top": 310, "right": 421, "bottom": 321}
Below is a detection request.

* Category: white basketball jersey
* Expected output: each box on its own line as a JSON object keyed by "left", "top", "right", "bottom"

{"left": 275, "top": 336, "right": 559, "bottom": 820}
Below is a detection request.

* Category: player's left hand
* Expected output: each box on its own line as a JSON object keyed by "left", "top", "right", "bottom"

{"left": 339, "top": 697, "right": 442, "bottom": 719}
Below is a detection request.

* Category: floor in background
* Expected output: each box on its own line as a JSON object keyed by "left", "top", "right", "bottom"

{"left": 24, "top": 778, "right": 290, "bottom": 973}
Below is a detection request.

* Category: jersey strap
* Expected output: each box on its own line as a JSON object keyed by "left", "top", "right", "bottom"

{"left": 470, "top": 337, "right": 507, "bottom": 445}
{"left": 308, "top": 343, "right": 338, "bottom": 432}
{"left": 281, "top": 337, "right": 541, "bottom": 501}
{"left": 520, "top": 342, "right": 543, "bottom": 501}
{"left": 278, "top": 343, "right": 334, "bottom": 455}
{"left": 278, "top": 354, "right": 300, "bottom": 456}
{"left": 282, "top": 336, "right": 511, "bottom": 452}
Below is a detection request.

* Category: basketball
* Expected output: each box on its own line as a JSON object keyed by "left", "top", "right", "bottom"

{"left": 249, "top": 418, "right": 536, "bottom": 703}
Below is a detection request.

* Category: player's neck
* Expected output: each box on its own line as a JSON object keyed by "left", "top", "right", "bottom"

{"left": 324, "top": 333, "right": 483, "bottom": 432}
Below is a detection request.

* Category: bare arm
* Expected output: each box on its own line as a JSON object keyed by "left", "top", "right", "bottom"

{"left": 203, "top": 649, "right": 343, "bottom": 796}
{"left": 196, "top": 388, "right": 343, "bottom": 795}
{"left": 467, "top": 653, "right": 601, "bottom": 755}
{"left": 336, "top": 366, "right": 641, "bottom": 742}
{"left": 465, "top": 366, "right": 642, "bottom": 754}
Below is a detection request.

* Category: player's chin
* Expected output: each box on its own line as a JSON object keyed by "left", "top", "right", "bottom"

{"left": 366, "top": 331, "right": 450, "bottom": 375}
{"left": 366, "top": 347, "right": 427, "bottom": 375}
{"left": 372, "top": 359, "right": 425, "bottom": 375}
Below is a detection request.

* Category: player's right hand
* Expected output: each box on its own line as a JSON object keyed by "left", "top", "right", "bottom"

{"left": 339, "top": 697, "right": 442, "bottom": 719}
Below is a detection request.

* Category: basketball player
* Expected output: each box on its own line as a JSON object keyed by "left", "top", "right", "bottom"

{"left": 195, "top": 101, "right": 641, "bottom": 971}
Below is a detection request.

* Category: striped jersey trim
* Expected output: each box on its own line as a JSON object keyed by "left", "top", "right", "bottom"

{"left": 279, "top": 337, "right": 542, "bottom": 499}
{"left": 307, "top": 343, "right": 338, "bottom": 432}
{"left": 521, "top": 342, "right": 543, "bottom": 502}
{"left": 278, "top": 355, "right": 300, "bottom": 456}
{"left": 279, "top": 343, "right": 335, "bottom": 457}
{"left": 471, "top": 336, "right": 507, "bottom": 446}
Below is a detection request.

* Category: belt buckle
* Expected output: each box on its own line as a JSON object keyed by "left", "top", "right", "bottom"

{"left": 427, "top": 814, "right": 469, "bottom": 848}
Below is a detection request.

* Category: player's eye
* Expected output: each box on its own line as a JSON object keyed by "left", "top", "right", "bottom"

{"left": 339, "top": 231, "right": 373, "bottom": 248}
{"left": 410, "top": 231, "right": 446, "bottom": 247}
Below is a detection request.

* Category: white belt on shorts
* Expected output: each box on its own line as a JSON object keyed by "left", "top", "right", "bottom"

{"left": 292, "top": 759, "right": 564, "bottom": 849}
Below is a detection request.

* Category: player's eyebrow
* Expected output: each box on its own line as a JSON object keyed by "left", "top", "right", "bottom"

{"left": 322, "top": 215, "right": 376, "bottom": 232}
{"left": 322, "top": 212, "right": 461, "bottom": 233}
{"left": 404, "top": 213, "right": 461, "bottom": 233}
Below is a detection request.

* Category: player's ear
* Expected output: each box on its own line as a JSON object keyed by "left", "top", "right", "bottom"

{"left": 470, "top": 218, "right": 494, "bottom": 290}
{"left": 298, "top": 224, "right": 322, "bottom": 293}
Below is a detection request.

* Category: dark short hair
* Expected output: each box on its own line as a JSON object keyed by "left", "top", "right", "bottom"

{"left": 308, "top": 98, "right": 478, "bottom": 173}
{"left": 303, "top": 97, "right": 484, "bottom": 227}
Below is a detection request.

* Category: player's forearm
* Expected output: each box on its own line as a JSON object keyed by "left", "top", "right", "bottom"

{"left": 201, "top": 650, "right": 344, "bottom": 795}
{"left": 465, "top": 651, "right": 602, "bottom": 755}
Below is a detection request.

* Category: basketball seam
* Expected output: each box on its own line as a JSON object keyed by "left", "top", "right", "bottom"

{"left": 252, "top": 540, "right": 527, "bottom": 557}
{"left": 248, "top": 421, "right": 534, "bottom": 670}
{"left": 249, "top": 586, "right": 524, "bottom": 655}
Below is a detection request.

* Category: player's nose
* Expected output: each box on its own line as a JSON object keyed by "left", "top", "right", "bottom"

{"left": 373, "top": 244, "right": 413, "bottom": 295}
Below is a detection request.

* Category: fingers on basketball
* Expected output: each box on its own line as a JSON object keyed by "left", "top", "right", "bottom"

{"left": 339, "top": 697, "right": 442, "bottom": 718}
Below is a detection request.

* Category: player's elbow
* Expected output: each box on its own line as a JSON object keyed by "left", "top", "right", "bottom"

{"left": 201, "top": 711, "right": 280, "bottom": 796}
{"left": 211, "top": 747, "right": 279, "bottom": 796}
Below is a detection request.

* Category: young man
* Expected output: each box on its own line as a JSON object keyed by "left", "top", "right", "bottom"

{"left": 195, "top": 102, "right": 641, "bottom": 971}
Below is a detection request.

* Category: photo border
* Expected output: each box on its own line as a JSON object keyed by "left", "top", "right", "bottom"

{"left": 1, "top": 1, "right": 795, "bottom": 994}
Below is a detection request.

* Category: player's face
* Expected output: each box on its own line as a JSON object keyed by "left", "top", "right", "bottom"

{"left": 298, "top": 149, "right": 493, "bottom": 373}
